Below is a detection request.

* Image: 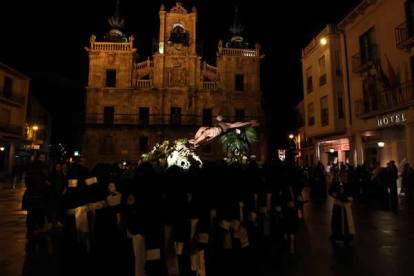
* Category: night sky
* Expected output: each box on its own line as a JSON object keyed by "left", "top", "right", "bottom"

{"left": 0, "top": 0, "right": 361, "bottom": 153}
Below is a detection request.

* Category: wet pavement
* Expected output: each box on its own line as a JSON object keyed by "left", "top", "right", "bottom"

{"left": 1, "top": 178, "right": 414, "bottom": 276}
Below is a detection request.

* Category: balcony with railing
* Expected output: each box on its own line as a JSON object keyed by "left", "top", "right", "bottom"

{"left": 395, "top": 20, "right": 414, "bottom": 49}
{"left": 84, "top": 114, "right": 265, "bottom": 127}
{"left": 221, "top": 48, "right": 258, "bottom": 57}
{"left": 136, "top": 80, "right": 153, "bottom": 89}
{"left": 0, "top": 122, "right": 23, "bottom": 136}
{"left": 0, "top": 86, "right": 25, "bottom": 106}
{"left": 355, "top": 80, "right": 414, "bottom": 118}
{"left": 91, "top": 42, "right": 133, "bottom": 52}
{"left": 202, "top": 81, "right": 217, "bottom": 90}
{"left": 351, "top": 45, "right": 380, "bottom": 74}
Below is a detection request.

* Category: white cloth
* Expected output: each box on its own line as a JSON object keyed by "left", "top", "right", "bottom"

{"left": 130, "top": 233, "right": 145, "bottom": 276}
{"left": 164, "top": 225, "right": 180, "bottom": 275}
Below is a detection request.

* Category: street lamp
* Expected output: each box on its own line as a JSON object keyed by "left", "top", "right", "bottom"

{"left": 32, "top": 125, "right": 38, "bottom": 141}
{"left": 288, "top": 134, "right": 297, "bottom": 165}
{"left": 377, "top": 141, "right": 385, "bottom": 165}
{"left": 0, "top": 146, "right": 5, "bottom": 152}
{"left": 330, "top": 148, "right": 335, "bottom": 153}
{"left": 320, "top": 37, "right": 327, "bottom": 45}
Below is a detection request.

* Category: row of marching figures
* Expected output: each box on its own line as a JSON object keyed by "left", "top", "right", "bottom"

{"left": 23, "top": 155, "right": 307, "bottom": 276}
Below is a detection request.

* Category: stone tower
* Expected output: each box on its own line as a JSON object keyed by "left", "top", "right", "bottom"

{"left": 82, "top": 2, "right": 265, "bottom": 165}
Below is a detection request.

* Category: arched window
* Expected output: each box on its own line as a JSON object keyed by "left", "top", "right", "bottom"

{"left": 168, "top": 23, "right": 189, "bottom": 45}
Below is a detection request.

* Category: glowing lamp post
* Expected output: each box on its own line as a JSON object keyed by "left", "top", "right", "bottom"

{"left": 288, "top": 134, "right": 297, "bottom": 165}
{"left": 377, "top": 141, "right": 385, "bottom": 165}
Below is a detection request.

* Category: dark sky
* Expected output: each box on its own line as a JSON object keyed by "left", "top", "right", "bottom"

{"left": 0, "top": 0, "right": 362, "bottom": 151}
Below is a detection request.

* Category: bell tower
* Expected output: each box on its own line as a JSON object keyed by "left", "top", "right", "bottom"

{"left": 153, "top": 2, "right": 201, "bottom": 88}
{"left": 159, "top": 2, "right": 197, "bottom": 55}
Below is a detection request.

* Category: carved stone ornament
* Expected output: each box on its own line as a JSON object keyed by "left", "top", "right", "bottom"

{"left": 90, "top": 34, "right": 96, "bottom": 43}
{"left": 107, "top": 53, "right": 116, "bottom": 65}
{"left": 168, "top": 68, "right": 187, "bottom": 86}
{"left": 170, "top": 2, "right": 187, "bottom": 14}
{"left": 166, "top": 43, "right": 189, "bottom": 55}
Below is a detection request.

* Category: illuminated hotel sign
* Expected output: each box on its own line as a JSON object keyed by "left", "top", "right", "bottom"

{"left": 377, "top": 113, "right": 406, "bottom": 127}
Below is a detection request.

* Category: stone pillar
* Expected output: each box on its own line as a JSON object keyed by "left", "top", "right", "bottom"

{"left": 352, "top": 133, "right": 364, "bottom": 166}
{"left": 405, "top": 123, "right": 414, "bottom": 166}
{"left": 7, "top": 143, "right": 16, "bottom": 173}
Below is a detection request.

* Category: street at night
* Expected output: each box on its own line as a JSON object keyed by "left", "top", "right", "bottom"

{"left": 1, "top": 0, "right": 414, "bottom": 275}
{"left": 1, "top": 179, "right": 414, "bottom": 276}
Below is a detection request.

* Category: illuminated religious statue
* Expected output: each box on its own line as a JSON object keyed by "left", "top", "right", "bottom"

{"left": 188, "top": 116, "right": 258, "bottom": 148}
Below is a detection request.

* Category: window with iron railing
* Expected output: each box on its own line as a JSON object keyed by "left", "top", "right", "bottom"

{"left": 308, "top": 103, "right": 315, "bottom": 126}
{"left": 321, "top": 96, "right": 329, "bottom": 126}
{"left": 360, "top": 27, "right": 377, "bottom": 65}
{"left": 307, "top": 67, "right": 313, "bottom": 93}
{"left": 335, "top": 50, "right": 342, "bottom": 77}
{"left": 337, "top": 93, "right": 344, "bottom": 119}
{"left": 319, "top": 56, "right": 327, "bottom": 87}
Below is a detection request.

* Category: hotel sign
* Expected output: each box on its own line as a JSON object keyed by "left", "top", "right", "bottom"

{"left": 377, "top": 113, "right": 406, "bottom": 127}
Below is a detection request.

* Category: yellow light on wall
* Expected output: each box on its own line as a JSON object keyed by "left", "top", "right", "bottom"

{"left": 33, "top": 126, "right": 39, "bottom": 130}
{"left": 320, "top": 37, "right": 327, "bottom": 45}
{"left": 0, "top": 146, "right": 5, "bottom": 151}
{"left": 289, "top": 134, "right": 294, "bottom": 139}
{"left": 378, "top": 141, "right": 385, "bottom": 148}
{"left": 330, "top": 149, "right": 335, "bottom": 153}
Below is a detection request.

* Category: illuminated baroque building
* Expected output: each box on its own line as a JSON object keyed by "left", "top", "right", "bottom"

{"left": 302, "top": 0, "right": 414, "bottom": 170}
{"left": 83, "top": 2, "right": 265, "bottom": 165}
{"left": 0, "top": 62, "right": 29, "bottom": 177}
